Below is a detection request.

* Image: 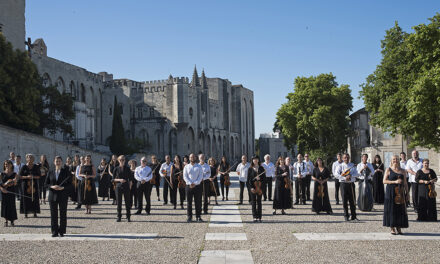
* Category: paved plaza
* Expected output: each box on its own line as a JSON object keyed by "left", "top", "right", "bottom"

{"left": 1, "top": 173, "right": 439, "bottom": 263}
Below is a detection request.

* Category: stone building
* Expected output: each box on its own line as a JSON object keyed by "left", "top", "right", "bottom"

{"left": 0, "top": 0, "right": 255, "bottom": 161}
{"left": 259, "top": 132, "right": 294, "bottom": 163}
{"left": 347, "top": 108, "right": 440, "bottom": 171}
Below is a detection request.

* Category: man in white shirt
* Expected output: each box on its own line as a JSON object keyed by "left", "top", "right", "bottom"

{"left": 13, "top": 155, "right": 24, "bottom": 201}
{"left": 293, "top": 154, "right": 306, "bottom": 205}
{"left": 262, "top": 155, "right": 275, "bottom": 201}
{"left": 399, "top": 152, "right": 410, "bottom": 200}
{"left": 356, "top": 154, "right": 374, "bottom": 181}
{"left": 134, "top": 157, "right": 153, "bottom": 215}
{"left": 304, "top": 153, "right": 314, "bottom": 201}
{"left": 406, "top": 150, "right": 422, "bottom": 212}
{"left": 9, "top": 152, "right": 16, "bottom": 165}
{"left": 336, "top": 153, "right": 359, "bottom": 221}
{"left": 159, "top": 155, "right": 173, "bottom": 205}
{"left": 236, "top": 155, "right": 250, "bottom": 205}
{"left": 183, "top": 153, "right": 204, "bottom": 222}
{"left": 74, "top": 156, "right": 85, "bottom": 210}
{"left": 332, "top": 153, "right": 343, "bottom": 205}
{"left": 199, "top": 154, "right": 211, "bottom": 214}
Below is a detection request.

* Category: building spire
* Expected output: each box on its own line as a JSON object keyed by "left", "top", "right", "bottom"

{"left": 191, "top": 65, "right": 200, "bottom": 87}
{"left": 201, "top": 69, "right": 208, "bottom": 89}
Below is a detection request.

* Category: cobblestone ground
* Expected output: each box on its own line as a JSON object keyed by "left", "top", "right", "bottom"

{"left": 1, "top": 173, "right": 439, "bottom": 263}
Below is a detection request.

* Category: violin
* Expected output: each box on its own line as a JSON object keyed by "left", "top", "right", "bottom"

{"left": 317, "top": 177, "right": 324, "bottom": 199}
{"left": 26, "top": 177, "right": 36, "bottom": 197}
{"left": 254, "top": 179, "right": 262, "bottom": 196}
{"left": 149, "top": 160, "right": 162, "bottom": 185}
{"left": 428, "top": 174, "right": 437, "bottom": 199}
{"left": 224, "top": 173, "right": 231, "bottom": 187}
{"left": 394, "top": 176, "right": 405, "bottom": 205}
{"left": 178, "top": 172, "right": 186, "bottom": 188}
{"left": 3, "top": 179, "right": 16, "bottom": 188}
{"left": 86, "top": 176, "right": 92, "bottom": 192}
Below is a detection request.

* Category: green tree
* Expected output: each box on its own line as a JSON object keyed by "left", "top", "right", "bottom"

{"left": 275, "top": 73, "right": 352, "bottom": 163}
{"left": 109, "top": 96, "right": 127, "bottom": 155}
{"left": 360, "top": 14, "right": 440, "bottom": 150}
{"left": 40, "top": 85, "right": 75, "bottom": 135}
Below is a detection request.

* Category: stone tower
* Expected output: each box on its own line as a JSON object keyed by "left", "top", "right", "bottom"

{"left": 0, "top": 0, "right": 26, "bottom": 51}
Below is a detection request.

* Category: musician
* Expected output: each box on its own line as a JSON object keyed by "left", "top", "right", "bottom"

{"left": 78, "top": 155, "right": 98, "bottom": 214}
{"left": 134, "top": 157, "right": 153, "bottom": 215}
{"left": 415, "top": 159, "right": 437, "bottom": 221}
{"left": 113, "top": 155, "right": 133, "bottom": 222}
{"left": 108, "top": 155, "right": 119, "bottom": 205}
{"left": 336, "top": 153, "right": 359, "bottom": 221}
{"left": 383, "top": 155, "right": 408, "bottom": 235}
{"left": 399, "top": 152, "right": 410, "bottom": 202}
{"left": 285, "top": 157, "right": 294, "bottom": 208}
{"left": 208, "top": 157, "right": 220, "bottom": 206}
{"left": 170, "top": 155, "right": 185, "bottom": 209}
{"left": 332, "top": 153, "right": 343, "bottom": 205}
{"left": 199, "top": 154, "right": 211, "bottom": 214}
{"left": 9, "top": 152, "right": 16, "bottom": 164}
{"left": 273, "top": 157, "right": 291, "bottom": 215}
{"left": 183, "top": 153, "right": 204, "bottom": 222}
{"left": 312, "top": 158, "right": 332, "bottom": 214}
{"left": 74, "top": 156, "right": 85, "bottom": 209}
{"left": 45, "top": 156, "right": 72, "bottom": 237}
{"left": 248, "top": 156, "right": 265, "bottom": 222}
{"left": 262, "top": 155, "right": 275, "bottom": 201}
{"left": 150, "top": 155, "right": 161, "bottom": 202}
{"left": 13, "top": 155, "right": 23, "bottom": 201}
{"left": 406, "top": 150, "right": 423, "bottom": 212}
{"left": 218, "top": 156, "right": 230, "bottom": 201}
{"left": 38, "top": 155, "right": 50, "bottom": 205}
{"left": 71, "top": 155, "right": 80, "bottom": 205}
{"left": 372, "top": 155, "right": 385, "bottom": 204}
{"left": 183, "top": 155, "right": 189, "bottom": 166}
{"left": 293, "top": 154, "right": 306, "bottom": 205}
{"left": 128, "top": 160, "right": 138, "bottom": 209}
{"left": 1, "top": 160, "right": 18, "bottom": 226}
{"left": 19, "top": 154, "right": 41, "bottom": 218}
{"left": 97, "top": 158, "right": 111, "bottom": 201}
{"left": 236, "top": 155, "right": 250, "bottom": 205}
{"left": 304, "top": 154, "right": 314, "bottom": 201}
{"left": 159, "top": 155, "right": 173, "bottom": 205}
{"left": 356, "top": 154, "right": 374, "bottom": 211}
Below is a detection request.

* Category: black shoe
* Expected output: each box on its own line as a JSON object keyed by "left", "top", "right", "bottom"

{"left": 75, "top": 206, "right": 81, "bottom": 210}
{"left": 273, "top": 211, "right": 276, "bottom": 215}
{"left": 10, "top": 221, "right": 14, "bottom": 227}
{"left": 52, "top": 233, "right": 59, "bottom": 237}
{"left": 146, "top": 211, "right": 150, "bottom": 215}
{"left": 269, "top": 199, "right": 272, "bottom": 201}
{"left": 135, "top": 211, "right": 142, "bottom": 215}
{"left": 203, "top": 211, "right": 208, "bottom": 215}
{"left": 302, "top": 202, "right": 306, "bottom": 205}
{"left": 116, "top": 218, "right": 121, "bottom": 222}
{"left": 112, "top": 200, "right": 116, "bottom": 205}
{"left": 197, "top": 217, "right": 204, "bottom": 222}
{"left": 237, "top": 202, "right": 243, "bottom": 205}
{"left": 327, "top": 211, "right": 333, "bottom": 215}
{"left": 253, "top": 219, "right": 257, "bottom": 222}
{"left": 258, "top": 218, "right": 262, "bottom": 223}
{"left": 187, "top": 217, "right": 192, "bottom": 223}
{"left": 294, "top": 201, "right": 299, "bottom": 205}
{"left": 336, "top": 201, "right": 340, "bottom": 205}
{"left": 282, "top": 210, "right": 286, "bottom": 215}
{"left": 59, "top": 233, "right": 64, "bottom": 237}
{"left": 222, "top": 197, "right": 225, "bottom": 201}
{"left": 174, "top": 205, "right": 177, "bottom": 209}
{"left": 163, "top": 202, "right": 167, "bottom": 205}
{"left": 226, "top": 197, "right": 228, "bottom": 201}
{"left": 34, "top": 213, "right": 37, "bottom": 218}
{"left": 351, "top": 217, "right": 359, "bottom": 221}
{"left": 215, "top": 201, "right": 219, "bottom": 205}
{"left": 344, "top": 216, "right": 349, "bottom": 221}
{"left": 24, "top": 214, "right": 28, "bottom": 218}
{"left": 264, "top": 198, "right": 267, "bottom": 201}
{"left": 181, "top": 205, "right": 184, "bottom": 209}
{"left": 127, "top": 218, "right": 131, "bottom": 222}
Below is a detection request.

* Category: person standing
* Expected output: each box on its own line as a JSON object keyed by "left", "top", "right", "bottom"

{"left": 262, "top": 155, "right": 275, "bottom": 201}
{"left": 406, "top": 150, "right": 423, "bottom": 213}
{"left": 71, "top": 155, "right": 80, "bottom": 205}
{"left": 415, "top": 159, "right": 437, "bottom": 221}
{"left": 97, "top": 159, "right": 111, "bottom": 201}
{"left": 218, "top": 156, "right": 230, "bottom": 201}
{"left": 38, "top": 155, "right": 50, "bottom": 205}
{"left": 170, "top": 155, "right": 185, "bottom": 209}
{"left": 128, "top": 160, "right": 138, "bottom": 209}
{"left": 372, "top": 155, "right": 385, "bottom": 204}
{"left": 248, "top": 156, "right": 265, "bottom": 222}
{"left": 293, "top": 154, "right": 306, "bottom": 205}
{"left": 13, "top": 155, "right": 24, "bottom": 201}
{"left": 134, "top": 157, "right": 153, "bottom": 215}
{"left": 236, "top": 155, "right": 250, "bottom": 205}
{"left": 332, "top": 153, "right": 343, "bottom": 205}
{"left": 74, "top": 156, "right": 85, "bottom": 209}
{"left": 1, "top": 160, "right": 18, "bottom": 226}
{"left": 336, "top": 154, "right": 359, "bottom": 221}
{"left": 199, "top": 154, "right": 211, "bottom": 214}
{"left": 183, "top": 153, "right": 203, "bottom": 222}
{"left": 107, "top": 155, "right": 119, "bottom": 205}
{"left": 356, "top": 154, "right": 374, "bottom": 212}
{"left": 399, "top": 152, "right": 410, "bottom": 205}
{"left": 78, "top": 155, "right": 98, "bottom": 214}
{"left": 303, "top": 154, "right": 314, "bottom": 201}
{"left": 273, "top": 157, "right": 292, "bottom": 215}
{"left": 159, "top": 155, "right": 173, "bottom": 205}
{"left": 113, "top": 155, "right": 133, "bottom": 222}
{"left": 150, "top": 155, "right": 161, "bottom": 202}
{"left": 383, "top": 155, "right": 408, "bottom": 235}
{"left": 285, "top": 157, "right": 295, "bottom": 208}
{"left": 19, "top": 154, "right": 41, "bottom": 218}
{"left": 208, "top": 157, "right": 220, "bottom": 206}
{"left": 46, "top": 156, "right": 72, "bottom": 237}
{"left": 312, "top": 158, "right": 333, "bottom": 214}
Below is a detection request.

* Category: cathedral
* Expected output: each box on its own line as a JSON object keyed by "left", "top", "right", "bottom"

{"left": 0, "top": 0, "right": 255, "bottom": 161}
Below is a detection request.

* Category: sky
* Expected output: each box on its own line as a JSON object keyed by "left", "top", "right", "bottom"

{"left": 25, "top": 0, "right": 440, "bottom": 138}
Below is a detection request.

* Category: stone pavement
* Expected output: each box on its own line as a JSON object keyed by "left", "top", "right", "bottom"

{"left": 1, "top": 173, "right": 439, "bottom": 263}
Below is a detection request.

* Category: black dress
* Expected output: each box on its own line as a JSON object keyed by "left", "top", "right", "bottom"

{"left": 415, "top": 169, "right": 437, "bottom": 221}
{"left": 1, "top": 172, "right": 18, "bottom": 221}
{"left": 70, "top": 164, "right": 79, "bottom": 202}
{"left": 108, "top": 163, "right": 117, "bottom": 199}
{"left": 357, "top": 165, "right": 374, "bottom": 212}
{"left": 208, "top": 166, "right": 220, "bottom": 197}
{"left": 273, "top": 166, "right": 292, "bottom": 209}
{"left": 19, "top": 164, "right": 41, "bottom": 214}
{"left": 247, "top": 166, "right": 266, "bottom": 219}
{"left": 383, "top": 168, "right": 408, "bottom": 228}
{"left": 372, "top": 163, "right": 385, "bottom": 204}
{"left": 98, "top": 165, "right": 111, "bottom": 198}
{"left": 79, "top": 165, "right": 98, "bottom": 205}
{"left": 312, "top": 167, "right": 332, "bottom": 213}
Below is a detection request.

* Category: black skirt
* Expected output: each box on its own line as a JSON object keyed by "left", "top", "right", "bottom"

{"left": 312, "top": 181, "right": 332, "bottom": 213}
{"left": 20, "top": 179, "right": 40, "bottom": 214}
{"left": 383, "top": 169, "right": 408, "bottom": 228}
{"left": 208, "top": 178, "right": 220, "bottom": 197}
{"left": 78, "top": 179, "right": 98, "bottom": 205}
{"left": 417, "top": 184, "right": 437, "bottom": 221}
{"left": 98, "top": 174, "right": 111, "bottom": 198}
{"left": 273, "top": 176, "right": 292, "bottom": 209}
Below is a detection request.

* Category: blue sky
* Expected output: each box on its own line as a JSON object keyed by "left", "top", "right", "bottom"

{"left": 25, "top": 0, "right": 440, "bottom": 138}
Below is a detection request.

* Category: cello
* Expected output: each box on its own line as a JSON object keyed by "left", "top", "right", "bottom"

{"left": 357, "top": 164, "right": 373, "bottom": 211}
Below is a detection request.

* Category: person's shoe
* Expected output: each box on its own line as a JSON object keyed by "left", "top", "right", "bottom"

{"left": 327, "top": 211, "right": 333, "bottom": 215}
{"left": 222, "top": 197, "right": 225, "bottom": 201}
{"left": 112, "top": 200, "right": 116, "bottom": 205}
{"left": 157, "top": 197, "right": 160, "bottom": 201}
{"left": 163, "top": 202, "right": 167, "bottom": 205}
{"left": 203, "top": 211, "right": 208, "bottom": 215}
{"left": 336, "top": 201, "right": 340, "bottom": 205}
{"left": 237, "top": 202, "right": 243, "bottom": 205}
{"left": 10, "top": 221, "right": 14, "bottom": 227}
{"left": 351, "top": 217, "right": 359, "bottom": 222}
{"left": 302, "top": 201, "right": 306, "bottom": 205}
{"left": 174, "top": 205, "right": 177, "bottom": 209}
{"left": 226, "top": 197, "right": 228, "bottom": 201}
{"left": 59, "top": 233, "right": 64, "bottom": 237}
{"left": 344, "top": 216, "right": 349, "bottom": 221}
{"left": 397, "top": 228, "right": 403, "bottom": 235}
{"left": 52, "top": 233, "right": 59, "bottom": 237}
{"left": 146, "top": 211, "right": 150, "bottom": 215}
{"left": 253, "top": 218, "right": 257, "bottom": 222}
{"left": 127, "top": 218, "right": 131, "bottom": 222}
{"left": 24, "top": 214, "right": 28, "bottom": 218}
{"left": 187, "top": 217, "right": 192, "bottom": 223}
{"left": 215, "top": 201, "right": 219, "bottom": 206}
{"left": 294, "top": 201, "right": 299, "bottom": 205}
{"left": 269, "top": 199, "right": 272, "bottom": 201}
{"left": 258, "top": 218, "right": 262, "bottom": 223}
{"left": 135, "top": 211, "right": 142, "bottom": 215}
{"left": 181, "top": 205, "right": 184, "bottom": 209}
{"left": 273, "top": 211, "right": 276, "bottom": 215}
{"left": 197, "top": 217, "right": 204, "bottom": 222}
{"left": 264, "top": 198, "right": 267, "bottom": 201}
{"left": 282, "top": 210, "right": 286, "bottom": 215}
{"left": 75, "top": 206, "right": 81, "bottom": 210}
{"left": 34, "top": 213, "right": 37, "bottom": 218}
{"left": 116, "top": 218, "right": 121, "bottom": 222}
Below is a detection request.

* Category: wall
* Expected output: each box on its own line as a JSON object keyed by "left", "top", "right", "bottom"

{"left": 0, "top": 0, "right": 25, "bottom": 51}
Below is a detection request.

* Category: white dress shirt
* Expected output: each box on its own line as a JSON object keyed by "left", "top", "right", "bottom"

{"left": 356, "top": 162, "right": 374, "bottom": 180}
{"left": 55, "top": 169, "right": 60, "bottom": 181}
{"left": 304, "top": 160, "right": 314, "bottom": 176}
{"left": 14, "top": 163, "right": 24, "bottom": 174}
{"left": 75, "top": 165, "right": 82, "bottom": 180}
{"left": 406, "top": 158, "right": 423, "bottom": 183}
{"left": 292, "top": 161, "right": 306, "bottom": 179}
{"left": 236, "top": 162, "right": 250, "bottom": 182}
{"left": 135, "top": 165, "right": 153, "bottom": 182}
{"left": 183, "top": 163, "right": 203, "bottom": 185}
{"left": 159, "top": 162, "right": 173, "bottom": 177}
{"left": 262, "top": 162, "right": 275, "bottom": 178}
{"left": 336, "top": 162, "right": 358, "bottom": 182}
{"left": 400, "top": 160, "right": 408, "bottom": 178}
{"left": 332, "top": 161, "right": 342, "bottom": 177}
{"left": 199, "top": 163, "right": 211, "bottom": 180}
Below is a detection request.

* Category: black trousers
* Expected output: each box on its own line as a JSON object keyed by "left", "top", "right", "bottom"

{"left": 203, "top": 179, "right": 210, "bottom": 213}
{"left": 411, "top": 182, "right": 418, "bottom": 211}
{"left": 116, "top": 186, "right": 131, "bottom": 219}
{"left": 137, "top": 182, "right": 152, "bottom": 213}
{"left": 305, "top": 175, "right": 312, "bottom": 200}
{"left": 250, "top": 192, "right": 262, "bottom": 219}
{"left": 154, "top": 175, "right": 160, "bottom": 198}
{"left": 263, "top": 177, "right": 273, "bottom": 200}
{"left": 131, "top": 183, "right": 137, "bottom": 208}
{"left": 39, "top": 176, "right": 47, "bottom": 200}
{"left": 220, "top": 175, "right": 230, "bottom": 198}
{"left": 170, "top": 180, "right": 184, "bottom": 206}
{"left": 239, "top": 181, "right": 251, "bottom": 203}
{"left": 186, "top": 184, "right": 202, "bottom": 218}
{"left": 295, "top": 179, "right": 306, "bottom": 202}
{"left": 162, "top": 177, "right": 172, "bottom": 203}
{"left": 341, "top": 182, "right": 356, "bottom": 219}
{"left": 49, "top": 198, "right": 68, "bottom": 235}
{"left": 335, "top": 179, "right": 340, "bottom": 203}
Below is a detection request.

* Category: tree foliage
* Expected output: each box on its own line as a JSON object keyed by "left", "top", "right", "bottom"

{"left": 109, "top": 96, "right": 127, "bottom": 155}
{"left": 275, "top": 73, "right": 352, "bottom": 163}
{"left": 360, "top": 14, "right": 440, "bottom": 150}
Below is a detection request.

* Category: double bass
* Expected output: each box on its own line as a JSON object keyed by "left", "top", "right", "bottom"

{"left": 357, "top": 164, "right": 374, "bottom": 211}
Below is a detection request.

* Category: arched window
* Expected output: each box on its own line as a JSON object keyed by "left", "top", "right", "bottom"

{"left": 109, "top": 105, "right": 112, "bottom": 115}
{"left": 80, "top": 84, "right": 86, "bottom": 103}
{"left": 70, "top": 81, "right": 76, "bottom": 99}
{"left": 56, "top": 77, "right": 65, "bottom": 93}
{"left": 42, "top": 73, "right": 51, "bottom": 88}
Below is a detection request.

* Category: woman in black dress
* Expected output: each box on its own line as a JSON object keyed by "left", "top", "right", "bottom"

{"left": 150, "top": 155, "right": 161, "bottom": 201}
{"left": 38, "top": 154, "right": 50, "bottom": 204}
{"left": 98, "top": 158, "right": 111, "bottom": 201}
{"left": 19, "top": 154, "right": 41, "bottom": 218}
{"left": 108, "top": 155, "right": 118, "bottom": 205}
{"left": 218, "top": 156, "right": 230, "bottom": 201}
{"left": 1, "top": 160, "right": 18, "bottom": 226}
{"left": 383, "top": 155, "right": 408, "bottom": 235}
{"left": 170, "top": 155, "right": 185, "bottom": 209}
{"left": 70, "top": 155, "right": 80, "bottom": 204}
{"left": 273, "top": 156, "right": 292, "bottom": 215}
{"left": 208, "top": 157, "right": 220, "bottom": 206}
{"left": 128, "top": 160, "right": 138, "bottom": 209}
{"left": 372, "top": 155, "right": 385, "bottom": 204}
{"left": 415, "top": 159, "right": 437, "bottom": 221}
{"left": 312, "top": 158, "right": 332, "bottom": 214}
{"left": 247, "top": 156, "right": 265, "bottom": 222}
{"left": 78, "top": 155, "right": 98, "bottom": 214}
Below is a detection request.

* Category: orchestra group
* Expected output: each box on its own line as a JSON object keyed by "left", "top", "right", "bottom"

{"left": 0, "top": 150, "right": 437, "bottom": 237}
